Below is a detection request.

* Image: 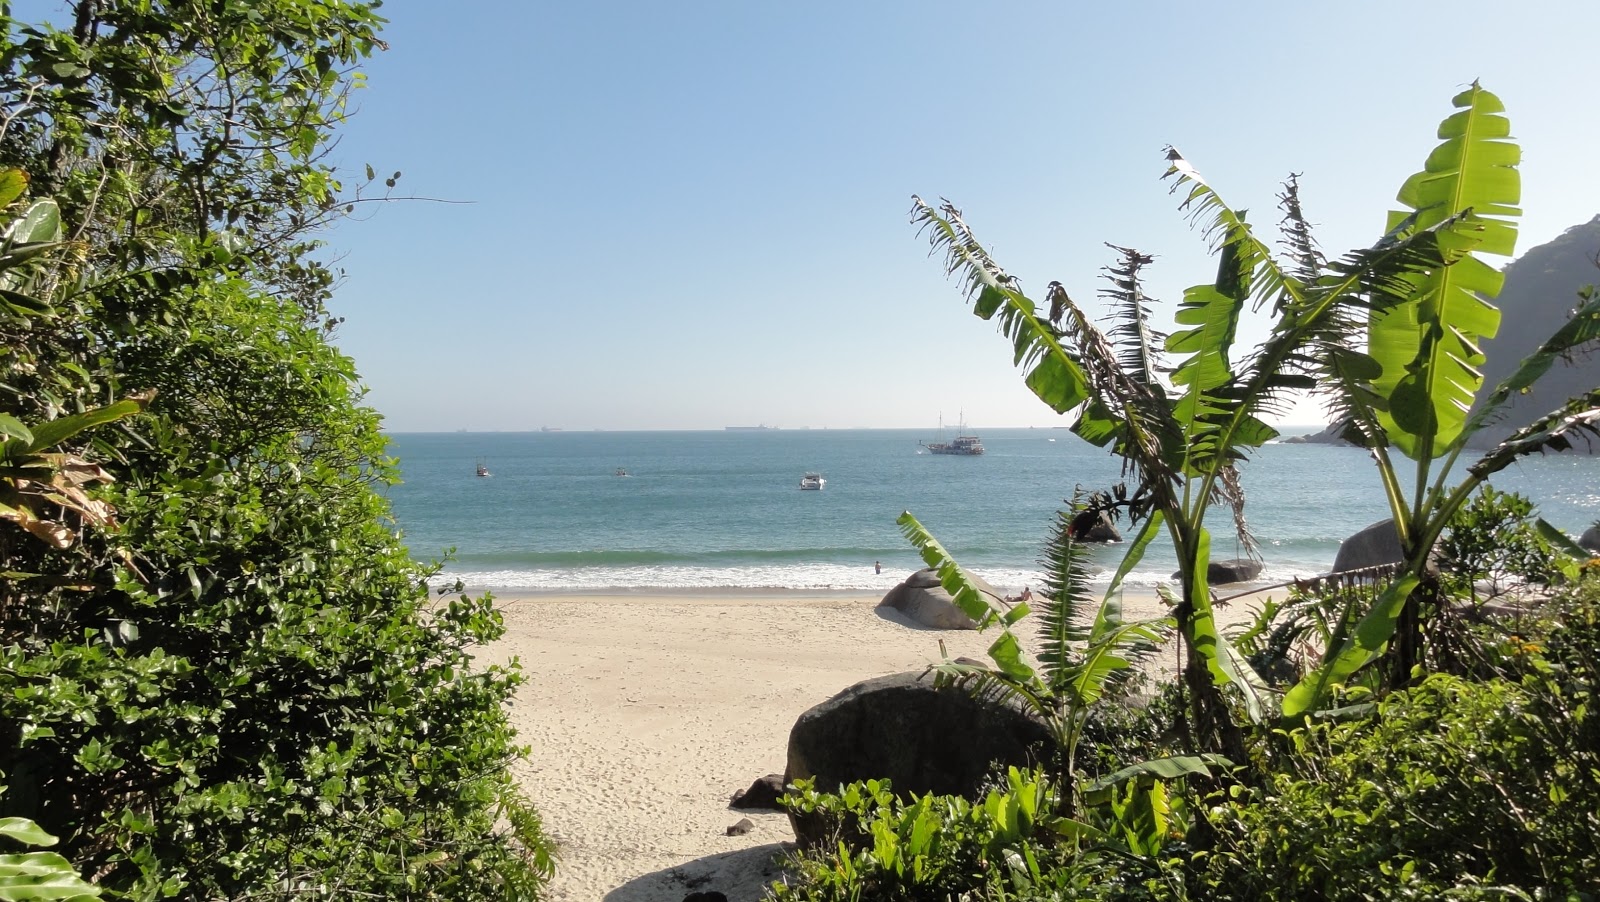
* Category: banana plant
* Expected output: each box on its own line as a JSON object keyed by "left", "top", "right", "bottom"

{"left": 908, "top": 85, "right": 1600, "bottom": 733}
{"left": 907, "top": 84, "right": 1544, "bottom": 752}
{"left": 1281, "top": 85, "right": 1600, "bottom": 718}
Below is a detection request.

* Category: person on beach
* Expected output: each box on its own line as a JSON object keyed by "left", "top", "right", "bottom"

{"left": 1018, "top": 586, "right": 1033, "bottom": 602}
{"left": 874, "top": 560, "right": 882, "bottom": 575}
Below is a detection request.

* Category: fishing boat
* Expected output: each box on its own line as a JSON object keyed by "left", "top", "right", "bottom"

{"left": 475, "top": 459, "right": 491, "bottom": 477}
{"left": 920, "top": 415, "right": 985, "bottom": 456}
{"left": 799, "top": 472, "right": 825, "bottom": 490}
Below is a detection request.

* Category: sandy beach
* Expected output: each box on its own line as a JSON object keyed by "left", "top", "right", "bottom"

{"left": 482, "top": 589, "right": 1266, "bottom": 902}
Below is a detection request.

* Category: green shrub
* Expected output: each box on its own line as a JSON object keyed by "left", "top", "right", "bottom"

{"left": 774, "top": 771, "right": 1092, "bottom": 901}
{"left": 1200, "top": 666, "right": 1599, "bottom": 900}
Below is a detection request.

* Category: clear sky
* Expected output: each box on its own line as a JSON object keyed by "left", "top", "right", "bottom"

{"left": 308, "top": 1, "right": 1600, "bottom": 432}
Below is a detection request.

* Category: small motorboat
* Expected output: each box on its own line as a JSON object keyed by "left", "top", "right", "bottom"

{"left": 615, "top": 468, "right": 630, "bottom": 477}
{"left": 799, "top": 472, "right": 825, "bottom": 490}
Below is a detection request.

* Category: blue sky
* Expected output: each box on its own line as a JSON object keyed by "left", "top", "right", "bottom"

{"left": 308, "top": 1, "right": 1600, "bottom": 431}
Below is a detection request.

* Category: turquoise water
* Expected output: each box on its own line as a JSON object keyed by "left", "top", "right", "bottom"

{"left": 383, "top": 429, "right": 1600, "bottom": 594}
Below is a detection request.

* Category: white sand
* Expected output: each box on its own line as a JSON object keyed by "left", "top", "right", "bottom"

{"left": 480, "top": 589, "right": 1267, "bottom": 902}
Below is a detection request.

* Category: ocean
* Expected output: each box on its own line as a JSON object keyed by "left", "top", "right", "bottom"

{"left": 383, "top": 429, "right": 1600, "bottom": 595}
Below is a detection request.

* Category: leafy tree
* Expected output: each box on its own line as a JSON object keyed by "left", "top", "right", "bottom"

{"left": 0, "top": 3, "right": 552, "bottom": 898}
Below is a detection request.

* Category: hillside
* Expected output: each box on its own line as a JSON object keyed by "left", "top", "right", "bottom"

{"left": 1470, "top": 216, "right": 1600, "bottom": 451}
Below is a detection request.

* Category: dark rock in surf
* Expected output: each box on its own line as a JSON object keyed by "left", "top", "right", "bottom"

{"left": 1172, "top": 558, "right": 1264, "bottom": 585}
{"left": 1071, "top": 509, "right": 1122, "bottom": 542}
{"left": 1579, "top": 524, "right": 1600, "bottom": 554}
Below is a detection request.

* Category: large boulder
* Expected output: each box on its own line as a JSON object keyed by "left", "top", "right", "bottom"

{"left": 1172, "top": 558, "right": 1263, "bottom": 586}
{"left": 784, "top": 670, "right": 1055, "bottom": 848}
{"left": 1332, "top": 519, "right": 1404, "bottom": 574}
{"left": 877, "top": 568, "right": 1003, "bottom": 630}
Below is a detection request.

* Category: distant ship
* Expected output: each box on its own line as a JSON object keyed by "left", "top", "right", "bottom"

{"left": 725, "top": 425, "right": 778, "bottom": 431}
{"left": 920, "top": 414, "right": 985, "bottom": 456}
{"left": 541, "top": 426, "right": 562, "bottom": 433}
{"left": 923, "top": 434, "right": 984, "bottom": 455}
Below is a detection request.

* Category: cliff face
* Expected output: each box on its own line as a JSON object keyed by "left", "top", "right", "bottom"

{"left": 1469, "top": 216, "right": 1600, "bottom": 451}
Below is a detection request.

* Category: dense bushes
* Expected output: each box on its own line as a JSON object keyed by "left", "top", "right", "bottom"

{"left": 1204, "top": 674, "right": 1587, "bottom": 898}
{"left": 1201, "top": 577, "right": 1600, "bottom": 899}
{"left": 0, "top": 2, "right": 552, "bottom": 897}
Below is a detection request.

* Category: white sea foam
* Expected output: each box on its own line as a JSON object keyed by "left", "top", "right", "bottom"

{"left": 432, "top": 560, "right": 1330, "bottom": 595}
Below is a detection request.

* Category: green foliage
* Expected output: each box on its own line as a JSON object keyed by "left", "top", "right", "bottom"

{"left": 911, "top": 143, "right": 1437, "bottom": 752}
{"left": 1371, "top": 85, "right": 1520, "bottom": 461}
{"left": 887, "top": 80, "right": 1600, "bottom": 902}
{"left": 1289, "top": 85, "right": 1600, "bottom": 715}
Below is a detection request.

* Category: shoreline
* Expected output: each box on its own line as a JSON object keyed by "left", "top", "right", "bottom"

{"left": 481, "top": 589, "right": 1270, "bottom": 901}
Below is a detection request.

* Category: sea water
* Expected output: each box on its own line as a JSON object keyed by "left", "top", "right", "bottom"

{"left": 383, "top": 429, "right": 1600, "bottom": 594}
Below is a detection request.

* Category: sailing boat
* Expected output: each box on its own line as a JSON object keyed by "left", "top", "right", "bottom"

{"left": 920, "top": 413, "right": 984, "bottom": 455}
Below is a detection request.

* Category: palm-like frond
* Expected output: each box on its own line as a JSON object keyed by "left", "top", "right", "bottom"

{"left": 1282, "top": 574, "right": 1422, "bottom": 722}
{"left": 1370, "top": 82, "right": 1521, "bottom": 461}
{"left": 1466, "top": 388, "right": 1600, "bottom": 480}
{"left": 1214, "top": 464, "right": 1259, "bottom": 560}
{"left": 910, "top": 197, "right": 1090, "bottom": 414}
{"left": 1100, "top": 245, "right": 1168, "bottom": 388}
{"left": 1037, "top": 507, "right": 1094, "bottom": 693}
{"left": 1048, "top": 282, "right": 1183, "bottom": 494}
{"left": 928, "top": 660, "right": 1050, "bottom": 718}
{"left": 1160, "top": 155, "right": 1308, "bottom": 479}
{"left": 1167, "top": 226, "right": 1268, "bottom": 477}
{"left": 1072, "top": 619, "right": 1168, "bottom": 708}
{"left": 1276, "top": 174, "right": 1325, "bottom": 292}
{"left": 1162, "top": 146, "right": 1308, "bottom": 314}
